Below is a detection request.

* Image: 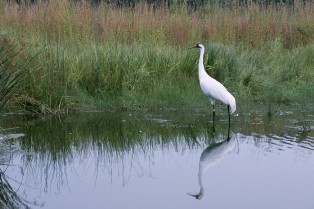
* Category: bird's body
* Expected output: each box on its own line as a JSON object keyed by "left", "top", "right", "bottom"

{"left": 193, "top": 43, "right": 236, "bottom": 128}
{"left": 199, "top": 74, "right": 236, "bottom": 113}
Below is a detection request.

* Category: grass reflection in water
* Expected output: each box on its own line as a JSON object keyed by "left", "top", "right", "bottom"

{"left": 0, "top": 107, "right": 313, "bottom": 208}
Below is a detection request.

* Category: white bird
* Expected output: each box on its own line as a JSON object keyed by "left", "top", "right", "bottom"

{"left": 192, "top": 43, "right": 236, "bottom": 129}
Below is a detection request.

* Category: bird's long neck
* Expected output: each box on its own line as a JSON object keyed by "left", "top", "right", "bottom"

{"left": 198, "top": 47, "right": 209, "bottom": 79}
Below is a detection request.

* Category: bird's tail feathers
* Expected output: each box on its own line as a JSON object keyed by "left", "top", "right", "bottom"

{"left": 230, "top": 105, "right": 236, "bottom": 114}
{"left": 229, "top": 98, "right": 236, "bottom": 114}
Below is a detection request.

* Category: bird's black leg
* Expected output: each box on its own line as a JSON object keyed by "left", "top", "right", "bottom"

{"left": 212, "top": 105, "right": 216, "bottom": 133}
{"left": 227, "top": 106, "right": 231, "bottom": 141}
{"left": 227, "top": 105, "right": 231, "bottom": 130}
{"left": 227, "top": 124, "right": 230, "bottom": 140}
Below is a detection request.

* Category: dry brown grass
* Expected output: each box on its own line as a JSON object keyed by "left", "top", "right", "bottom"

{"left": 1, "top": 0, "right": 313, "bottom": 48}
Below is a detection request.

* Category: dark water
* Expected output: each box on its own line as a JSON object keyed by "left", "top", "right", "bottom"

{"left": 0, "top": 106, "right": 314, "bottom": 209}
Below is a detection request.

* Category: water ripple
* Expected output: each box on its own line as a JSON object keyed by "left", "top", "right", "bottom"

{"left": 266, "top": 133, "right": 314, "bottom": 152}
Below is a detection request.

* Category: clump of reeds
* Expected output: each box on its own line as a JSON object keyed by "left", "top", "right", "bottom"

{"left": 0, "top": 169, "right": 32, "bottom": 209}
{"left": 0, "top": 35, "right": 37, "bottom": 112}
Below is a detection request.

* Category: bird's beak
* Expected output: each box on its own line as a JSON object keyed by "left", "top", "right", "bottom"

{"left": 187, "top": 192, "right": 203, "bottom": 200}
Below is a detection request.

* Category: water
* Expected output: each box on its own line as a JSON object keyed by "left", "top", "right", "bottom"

{"left": 0, "top": 107, "right": 314, "bottom": 209}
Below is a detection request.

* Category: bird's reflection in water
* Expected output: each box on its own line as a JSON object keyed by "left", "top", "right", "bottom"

{"left": 188, "top": 129, "right": 236, "bottom": 200}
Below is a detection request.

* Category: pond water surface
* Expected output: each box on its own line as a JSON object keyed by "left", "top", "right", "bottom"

{"left": 0, "top": 106, "right": 314, "bottom": 209}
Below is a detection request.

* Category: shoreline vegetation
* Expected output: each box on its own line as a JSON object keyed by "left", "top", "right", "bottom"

{"left": 0, "top": 0, "right": 313, "bottom": 114}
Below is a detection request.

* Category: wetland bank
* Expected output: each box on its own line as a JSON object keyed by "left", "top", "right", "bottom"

{"left": 1, "top": 0, "right": 314, "bottom": 208}
{"left": 0, "top": 0, "right": 314, "bottom": 112}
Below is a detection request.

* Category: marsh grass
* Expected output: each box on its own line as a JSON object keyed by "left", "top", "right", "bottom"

{"left": 0, "top": 35, "right": 45, "bottom": 112}
{"left": 0, "top": 0, "right": 313, "bottom": 112}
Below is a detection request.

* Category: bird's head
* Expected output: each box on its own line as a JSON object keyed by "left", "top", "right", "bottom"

{"left": 192, "top": 43, "right": 204, "bottom": 49}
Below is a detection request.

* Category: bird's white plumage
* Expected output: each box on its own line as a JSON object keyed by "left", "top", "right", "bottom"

{"left": 194, "top": 43, "right": 236, "bottom": 113}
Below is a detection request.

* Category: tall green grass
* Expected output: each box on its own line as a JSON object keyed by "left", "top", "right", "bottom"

{"left": 26, "top": 41, "right": 202, "bottom": 110}
{"left": 0, "top": 0, "right": 313, "bottom": 113}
